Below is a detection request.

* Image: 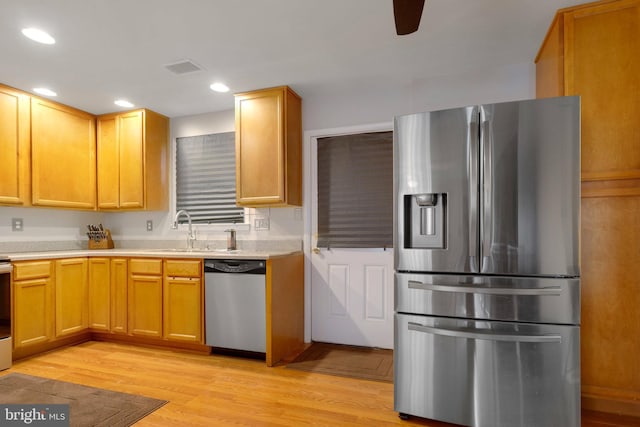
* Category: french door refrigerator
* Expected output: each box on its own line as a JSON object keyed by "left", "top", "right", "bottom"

{"left": 393, "top": 96, "right": 580, "bottom": 427}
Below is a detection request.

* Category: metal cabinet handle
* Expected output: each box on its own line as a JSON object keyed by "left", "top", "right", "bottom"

{"left": 407, "top": 280, "right": 562, "bottom": 296}
{"left": 408, "top": 322, "right": 562, "bottom": 343}
{"left": 480, "top": 105, "right": 493, "bottom": 270}
{"left": 467, "top": 106, "right": 479, "bottom": 268}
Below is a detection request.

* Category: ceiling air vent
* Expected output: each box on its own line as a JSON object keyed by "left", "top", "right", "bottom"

{"left": 164, "top": 59, "right": 203, "bottom": 75}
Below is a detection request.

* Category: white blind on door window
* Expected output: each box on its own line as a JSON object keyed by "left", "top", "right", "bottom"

{"left": 175, "top": 132, "right": 244, "bottom": 224}
{"left": 317, "top": 131, "right": 393, "bottom": 248}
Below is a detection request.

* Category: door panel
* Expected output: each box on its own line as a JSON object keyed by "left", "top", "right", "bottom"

{"left": 480, "top": 97, "right": 580, "bottom": 276}
{"left": 394, "top": 107, "right": 479, "bottom": 274}
{"left": 395, "top": 313, "right": 580, "bottom": 427}
{"left": 311, "top": 249, "right": 393, "bottom": 348}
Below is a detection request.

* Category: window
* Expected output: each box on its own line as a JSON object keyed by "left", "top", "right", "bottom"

{"left": 175, "top": 132, "right": 244, "bottom": 224}
{"left": 317, "top": 131, "right": 393, "bottom": 248}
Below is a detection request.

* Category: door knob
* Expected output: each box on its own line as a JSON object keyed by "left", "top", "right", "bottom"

{"left": 313, "top": 247, "right": 321, "bottom": 254}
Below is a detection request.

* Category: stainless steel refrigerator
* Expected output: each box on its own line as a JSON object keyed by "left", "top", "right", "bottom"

{"left": 393, "top": 96, "right": 581, "bottom": 427}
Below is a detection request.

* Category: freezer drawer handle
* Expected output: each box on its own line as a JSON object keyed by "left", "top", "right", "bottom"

{"left": 408, "top": 322, "right": 562, "bottom": 343}
{"left": 407, "top": 280, "right": 562, "bottom": 296}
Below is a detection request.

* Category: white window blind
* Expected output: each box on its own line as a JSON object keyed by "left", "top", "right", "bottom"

{"left": 317, "top": 131, "right": 393, "bottom": 248}
{"left": 175, "top": 132, "right": 244, "bottom": 224}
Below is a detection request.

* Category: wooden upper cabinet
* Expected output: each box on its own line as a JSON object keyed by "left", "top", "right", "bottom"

{"left": 234, "top": 86, "right": 302, "bottom": 207}
{"left": 31, "top": 97, "right": 96, "bottom": 209}
{"left": 97, "top": 108, "right": 169, "bottom": 210}
{"left": 535, "top": 0, "right": 640, "bottom": 193}
{"left": 0, "top": 84, "right": 30, "bottom": 206}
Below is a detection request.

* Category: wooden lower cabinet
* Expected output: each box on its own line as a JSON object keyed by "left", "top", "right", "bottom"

{"left": 163, "top": 259, "right": 202, "bottom": 343}
{"left": 55, "top": 258, "right": 89, "bottom": 337}
{"left": 12, "top": 261, "right": 54, "bottom": 349}
{"left": 110, "top": 258, "right": 128, "bottom": 334}
{"left": 128, "top": 258, "right": 163, "bottom": 337}
{"left": 88, "top": 258, "right": 110, "bottom": 331}
{"left": 11, "top": 254, "right": 302, "bottom": 364}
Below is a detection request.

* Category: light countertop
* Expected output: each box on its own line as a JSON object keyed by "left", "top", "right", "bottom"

{"left": 6, "top": 248, "right": 302, "bottom": 262}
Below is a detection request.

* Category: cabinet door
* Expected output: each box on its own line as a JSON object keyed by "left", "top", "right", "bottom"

{"left": 97, "top": 115, "right": 120, "bottom": 209}
{"left": 31, "top": 98, "right": 96, "bottom": 209}
{"left": 110, "top": 258, "right": 128, "bottom": 334}
{"left": 0, "top": 85, "right": 30, "bottom": 206}
{"left": 88, "top": 258, "right": 110, "bottom": 330}
{"left": 564, "top": 0, "right": 640, "bottom": 182}
{"left": 118, "top": 110, "right": 145, "bottom": 208}
{"left": 128, "top": 274, "right": 163, "bottom": 337}
{"left": 235, "top": 86, "right": 302, "bottom": 206}
{"left": 13, "top": 277, "right": 54, "bottom": 348}
{"left": 55, "top": 258, "right": 89, "bottom": 337}
{"left": 163, "top": 276, "right": 202, "bottom": 342}
{"left": 235, "top": 88, "right": 284, "bottom": 204}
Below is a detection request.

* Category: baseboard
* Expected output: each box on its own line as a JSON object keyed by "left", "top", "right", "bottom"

{"left": 12, "top": 332, "right": 92, "bottom": 361}
{"left": 91, "top": 332, "right": 211, "bottom": 355}
{"left": 582, "top": 387, "right": 640, "bottom": 418}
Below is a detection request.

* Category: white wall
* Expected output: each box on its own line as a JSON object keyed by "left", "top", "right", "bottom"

{"left": 0, "top": 60, "right": 534, "bottom": 250}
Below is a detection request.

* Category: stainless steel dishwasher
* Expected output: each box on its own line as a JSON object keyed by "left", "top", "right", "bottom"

{"left": 204, "top": 259, "right": 266, "bottom": 354}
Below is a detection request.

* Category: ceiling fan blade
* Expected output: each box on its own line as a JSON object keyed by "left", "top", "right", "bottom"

{"left": 393, "top": 0, "right": 426, "bottom": 35}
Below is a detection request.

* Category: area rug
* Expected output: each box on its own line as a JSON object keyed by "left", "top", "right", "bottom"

{"left": 0, "top": 373, "right": 167, "bottom": 426}
{"left": 286, "top": 342, "right": 393, "bottom": 383}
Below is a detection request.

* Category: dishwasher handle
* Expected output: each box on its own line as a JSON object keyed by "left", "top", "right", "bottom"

{"left": 204, "top": 259, "right": 266, "bottom": 274}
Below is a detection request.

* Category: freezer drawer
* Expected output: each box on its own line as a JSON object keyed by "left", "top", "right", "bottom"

{"left": 395, "top": 273, "right": 579, "bottom": 325}
{"left": 394, "top": 313, "right": 580, "bottom": 427}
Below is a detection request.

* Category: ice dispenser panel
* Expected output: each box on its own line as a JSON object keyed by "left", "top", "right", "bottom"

{"left": 405, "top": 193, "right": 446, "bottom": 249}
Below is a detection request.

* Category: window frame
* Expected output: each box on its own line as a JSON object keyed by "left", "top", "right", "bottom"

{"left": 170, "top": 131, "right": 250, "bottom": 232}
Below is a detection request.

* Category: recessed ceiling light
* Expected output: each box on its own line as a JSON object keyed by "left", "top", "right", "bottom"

{"left": 210, "top": 82, "right": 230, "bottom": 93}
{"left": 114, "top": 99, "right": 134, "bottom": 108}
{"left": 33, "top": 87, "right": 57, "bottom": 97}
{"left": 21, "top": 28, "right": 55, "bottom": 44}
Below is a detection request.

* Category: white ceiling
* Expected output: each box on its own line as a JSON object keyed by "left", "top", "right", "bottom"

{"left": 0, "top": 0, "right": 585, "bottom": 118}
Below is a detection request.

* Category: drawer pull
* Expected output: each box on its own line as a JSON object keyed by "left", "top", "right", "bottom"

{"left": 408, "top": 322, "right": 562, "bottom": 343}
{"left": 407, "top": 280, "right": 561, "bottom": 296}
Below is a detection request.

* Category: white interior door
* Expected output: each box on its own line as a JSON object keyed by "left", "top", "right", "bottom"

{"left": 308, "top": 124, "right": 394, "bottom": 349}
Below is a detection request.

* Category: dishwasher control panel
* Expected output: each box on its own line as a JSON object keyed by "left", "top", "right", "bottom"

{"left": 204, "top": 259, "right": 266, "bottom": 274}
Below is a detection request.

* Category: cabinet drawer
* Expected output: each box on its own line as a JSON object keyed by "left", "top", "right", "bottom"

{"left": 129, "top": 258, "right": 162, "bottom": 275}
{"left": 164, "top": 260, "right": 201, "bottom": 277}
{"left": 13, "top": 261, "right": 53, "bottom": 280}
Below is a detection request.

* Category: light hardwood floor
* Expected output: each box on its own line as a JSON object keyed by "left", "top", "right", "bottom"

{"left": 1, "top": 341, "right": 637, "bottom": 426}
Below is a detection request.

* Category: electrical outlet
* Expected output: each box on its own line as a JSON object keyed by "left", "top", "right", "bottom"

{"left": 12, "top": 218, "right": 23, "bottom": 232}
{"left": 254, "top": 218, "right": 270, "bottom": 230}
{"left": 146, "top": 220, "right": 153, "bottom": 231}
{"left": 294, "top": 208, "right": 302, "bottom": 220}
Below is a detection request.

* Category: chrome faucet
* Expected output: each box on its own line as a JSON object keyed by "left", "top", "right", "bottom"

{"left": 172, "top": 210, "right": 196, "bottom": 249}
{"left": 225, "top": 229, "right": 237, "bottom": 251}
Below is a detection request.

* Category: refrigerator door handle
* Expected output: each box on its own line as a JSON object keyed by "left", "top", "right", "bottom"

{"left": 407, "top": 322, "right": 562, "bottom": 343}
{"left": 468, "top": 106, "right": 479, "bottom": 270}
{"left": 480, "top": 106, "right": 492, "bottom": 270}
{"left": 407, "top": 280, "right": 562, "bottom": 296}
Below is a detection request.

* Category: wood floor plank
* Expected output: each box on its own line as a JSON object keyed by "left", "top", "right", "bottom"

{"left": 1, "top": 341, "right": 636, "bottom": 426}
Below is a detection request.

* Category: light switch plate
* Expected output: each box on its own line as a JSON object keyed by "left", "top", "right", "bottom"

{"left": 255, "top": 218, "right": 270, "bottom": 230}
{"left": 146, "top": 220, "right": 153, "bottom": 231}
{"left": 12, "top": 218, "right": 23, "bottom": 232}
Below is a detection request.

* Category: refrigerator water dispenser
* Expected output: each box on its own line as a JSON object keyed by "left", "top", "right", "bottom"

{"left": 405, "top": 193, "right": 446, "bottom": 249}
